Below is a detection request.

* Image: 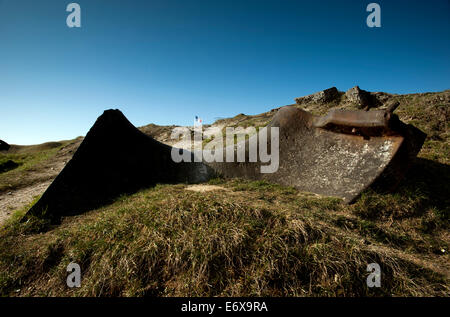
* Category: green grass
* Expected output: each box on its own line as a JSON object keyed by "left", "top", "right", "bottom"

{"left": 0, "top": 142, "right": 64, "bottom": 172}
{"left": 0, "top": 180, "right": 447, "bottom": 297}
{"left": 0, "top": 141, "right": 71, "bottom": 193}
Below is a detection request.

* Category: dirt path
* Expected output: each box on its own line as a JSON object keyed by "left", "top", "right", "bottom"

{"left": 0, "top": 139, "right": 82, "bottom": 226}
{"left": 0, "top": 181, "right": 52, "bottom": 224}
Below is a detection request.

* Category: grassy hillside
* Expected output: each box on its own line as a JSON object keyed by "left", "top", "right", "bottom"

{"left": 0, "top": 178, "right": 447, "bottom": 296}
{"left": 0, "top": 139, "right": 82, "bottom": 194}
{"left": 0, "top": 89, "right": 448, "bottom": 297}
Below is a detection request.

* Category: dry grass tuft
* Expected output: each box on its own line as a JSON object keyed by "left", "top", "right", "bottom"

{"left": 0, "top": 179, "right": 447, "bottom": 297}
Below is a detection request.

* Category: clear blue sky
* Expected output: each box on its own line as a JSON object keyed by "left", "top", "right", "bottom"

{"left": 1, "top": 0, "right": 449, "bottom": 144}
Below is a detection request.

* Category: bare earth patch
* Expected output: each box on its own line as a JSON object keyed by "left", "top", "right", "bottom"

{"left": 185, "top": 184, "right": 228, "bottom": 193}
